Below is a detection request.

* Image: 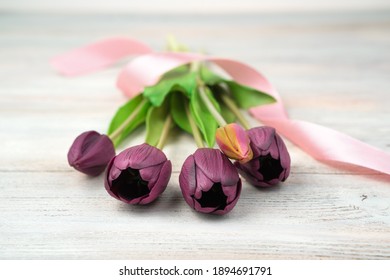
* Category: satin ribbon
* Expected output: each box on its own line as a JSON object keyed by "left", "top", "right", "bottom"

{"left": 50, "top": 37, "right": 152, "bottom": 76}
{"left": 51, "top": 37, "right": 390, "bottom": 176}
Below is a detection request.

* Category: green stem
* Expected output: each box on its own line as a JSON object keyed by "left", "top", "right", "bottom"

{"left": 220, "top": 93, "right": 250, "bottom": 130}
{"left": 166, "top": 35, "right": 180, "bottom": 52}
{"left": 185, "top": 102, "right": 205, "bottom": 148}
{"left": 166, "top": 35, "right": 188, "bottom": 52}
{"left": 197, "top": 80, "right": 227, "bottom": 127}
{"left": 190, "top": 60, "right": 201, "bottom": 73}
{"left": 108, "top": 99, "right": 149, "bottom": 141}
{"left": 156, "top": 115, "right": 172, "bottom": 150}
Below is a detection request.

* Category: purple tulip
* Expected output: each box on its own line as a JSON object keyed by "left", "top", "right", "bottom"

{"left": 105, "top": 143, "right": 172, "bottom": 205}
{"left": 179, "top": 148, "right": 242, "bottom": 215}
{"left": 67, "top": 130, "right": 115, "bottom": 176}
{"left": 235, "top": 126, "right": 290, "bottom": 187}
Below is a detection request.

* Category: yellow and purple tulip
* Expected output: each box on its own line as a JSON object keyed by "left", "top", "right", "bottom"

{"left": 216, "top": 123, "right": 253, "bottom": 164}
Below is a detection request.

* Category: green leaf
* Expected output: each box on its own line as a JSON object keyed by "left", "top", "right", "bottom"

{"left": 170, "top": 92, "right": 192, "bottom": 135}
{"left": 225, "top": 81, "right": 276, "bottom": 109}
{"left": 190, "top": 87, "right": 218, "bottom": 147}
{"left": 107, "top": 95, "right": 150, "bottom": 147}
{"left": 143, "top": 71, "right": 197, "bottom": 106}
{"left": 219, "top": 102, "right": 236, "bottom": 123}
{"left": 201, "top": 65, "right": 276, "bottom": 109}
{"left": 200, "top": 65, "right": 224, "bottom": 85}
{"left": 145, "top": 100, "right": 170, "bottom": 146}
{"left": 209, "top": 84, "right": 236, "bottom": 124}
{"left": 161, "top": 64, "right": 190, "bottom": 79}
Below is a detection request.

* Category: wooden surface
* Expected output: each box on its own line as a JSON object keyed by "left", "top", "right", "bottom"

{"left": 0, "top": 2, "right": 390, "bottom": 259}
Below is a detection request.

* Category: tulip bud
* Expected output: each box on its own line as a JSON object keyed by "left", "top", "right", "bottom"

{"left": 67, "top": 130, "right": 115, "bottom": 176}
{"left": 235, "top": 126, "right": 290, "bottom": 187}
{"left": 179, "top": 148, "right": 242, "bottom": 215}
{"left": 104, "top": 143, "right": 172, "bottom": 205}
{"left": 216, "top": 123, "right": 253, "bottom": 163}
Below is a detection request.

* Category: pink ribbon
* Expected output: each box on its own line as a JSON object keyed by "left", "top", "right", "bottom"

{"left": 52, "top": 37, "right": 390, "bottom": 177}
{"left": 50, "top": 37, "right": 152, "bottom": 76}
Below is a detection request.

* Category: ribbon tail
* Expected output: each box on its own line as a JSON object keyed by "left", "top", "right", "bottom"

{"left": 251, "top": 116, "right": 390, "bottom": 175}
{"left": 50, "top": 37, "right": 153, "bottom": 76}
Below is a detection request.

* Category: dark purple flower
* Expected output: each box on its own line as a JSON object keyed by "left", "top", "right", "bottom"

{"left": 235, "top": 126, "right": 290, "bottom": 187}
{"left": 105, "top": 143, "right": 172, "bottom": 205}
{"left": 67, "top": 130, "right": 115, "bottom": 176}
{"left": 179, "top": 148, "right": 242, "bottom": 215}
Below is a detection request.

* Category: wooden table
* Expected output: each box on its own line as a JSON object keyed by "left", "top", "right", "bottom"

{"left": 1, "top": 2, "right": 389, "bottom": 259}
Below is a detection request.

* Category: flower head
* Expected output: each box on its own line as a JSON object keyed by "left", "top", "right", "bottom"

{"left": 216, "top": 123, "right": 253, "bottom": 163}
{"left": 67, "top": 130, "right": 115, "bottom": 176}
{"left": 179, "top": 148, "right": 242, "bottom": 215}
{"left": 235, "top": 126, "right": 290, "bottom": 187}
{"left": 105, "top": 143, "right": 172, "bottom": 205}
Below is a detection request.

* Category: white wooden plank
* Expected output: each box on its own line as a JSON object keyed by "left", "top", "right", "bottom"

{"left": 0, "top": 172, "right": 389, "bottom": 259}
{"left": 0, "top": 8, "right": 389, "bottom": 259}
{"left": 2, "top": 0, "right": 390, "bottom": 14}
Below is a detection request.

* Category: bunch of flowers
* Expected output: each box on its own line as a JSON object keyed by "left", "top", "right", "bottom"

{"left": 67, "top": 40, "right": 291, "bottom": 215}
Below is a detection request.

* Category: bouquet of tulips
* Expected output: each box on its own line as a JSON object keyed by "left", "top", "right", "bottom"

{"left": 67, "top": 39, "right": 291, "bottom": 215}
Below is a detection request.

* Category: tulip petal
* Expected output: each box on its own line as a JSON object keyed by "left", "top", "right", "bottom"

{"left": 79, "top": 134, "right": 114, "bottom": 164}
{"left": 216, "top": 127, "right": 237, "bottom": 157}
{"left": 220, "top": 155, "right": 240, "bottom": 187}
{"left": 104, "top": 156, "right": 120, "bottom": 199}
{"left": 140, "top": 160, "right": 171, "bottom": 204}
{"left": 267, "top": 135, "right": 280, "bottom": 159}
{"left": 139, "top": 163, "right": 164, "bottom": 187}
{"left": 67, "top": 131, "right": 99, "bottom": 164}
{"left": 109, "top": 157, "right": 123, "bottom": 181}
{"left": 216, "top": 123, "right": 253, "bottom": 162}
{"left": 193, "top": 148, "right": 222, "bottom": 183}
{"left": 248, "top": 126, "right": 274, "bottom": 155}
{"left": 115, "top": 143, "right": 167, "bottom": 170}
{"left": 195, "top": 167, "right": 214, "bottom": 197}
{"left": 68, "top": 130, "right": 115, "bottom": 176}
{"left": 214, "top": 180, "right": 242, "bottom": 215}
{"left": 222, "top": 184, "right": 239, "bottom": 204}
{"left": 193, "top": 200, "right": 219, "bottom": 214}
{"left": 179, "top": 155, "right": 197, "bottom": 208}
{"left": 130, "top": 144, "right": 167, "bottom": 169}
{"left": 194, "top": 148, "right": 239, "bottom": 185}
{"left": 275, "top": 133, "right": 291, "bottom": 169}
{"left": 226, "top": 123, "right": 249, "bottom": 155}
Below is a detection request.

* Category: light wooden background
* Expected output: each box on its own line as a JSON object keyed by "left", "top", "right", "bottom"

{"left": 0, "top": 1, "right": 390, "bottom": 259}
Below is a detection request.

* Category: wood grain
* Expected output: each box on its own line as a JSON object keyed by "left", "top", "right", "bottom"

{"left": 0, "top": 6, "right": 389, "bottom": 259}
